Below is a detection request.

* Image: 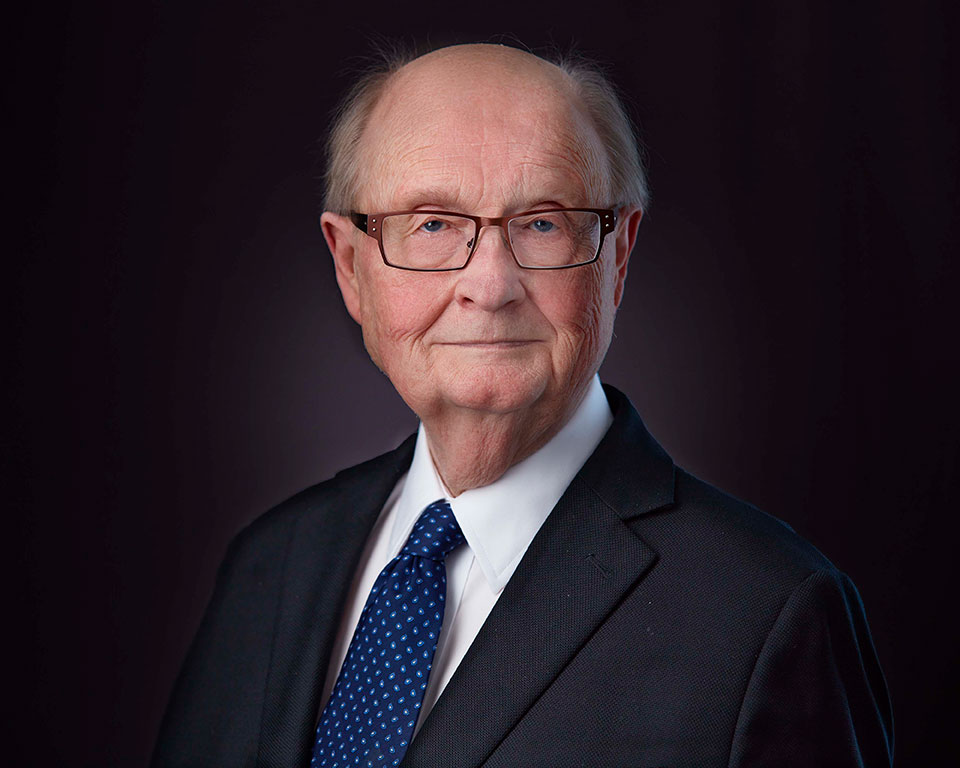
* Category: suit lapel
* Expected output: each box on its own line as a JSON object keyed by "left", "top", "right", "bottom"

{"left": 256, "top": 436, "right": 416, "bottom": 768}
{"left": 403, "top": 386, "right": 675, "bottom": 767}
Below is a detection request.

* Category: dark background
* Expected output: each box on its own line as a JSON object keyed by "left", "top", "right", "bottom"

{"left": 7, "top": 1, "right": 957, "bottom": 765}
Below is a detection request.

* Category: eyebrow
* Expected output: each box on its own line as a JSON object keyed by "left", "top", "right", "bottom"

{"left": 388, "top": 187, "right": 463, "bottom": 212}
{"left": 385, "top": 190, "right": 582, "bottom": 215}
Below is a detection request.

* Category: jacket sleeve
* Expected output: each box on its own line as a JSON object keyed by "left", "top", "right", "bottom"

{"left": 728, "top": 569, "right": 894, "bottom": 767}
{"left": 150, "top": 525, "right": 290, "bottom": 768}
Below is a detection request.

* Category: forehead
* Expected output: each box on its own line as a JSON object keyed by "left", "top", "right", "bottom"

{"left": 358, "top": 51, "right": 608, "bottom": 213}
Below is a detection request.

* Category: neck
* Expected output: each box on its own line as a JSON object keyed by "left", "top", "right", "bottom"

{"left": 420, "top": 391, "right": 587, "bottom": 497}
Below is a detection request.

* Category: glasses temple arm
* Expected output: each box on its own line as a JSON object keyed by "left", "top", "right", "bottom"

{"left": 349, "top": 212, "right": 368, "bottom": 233}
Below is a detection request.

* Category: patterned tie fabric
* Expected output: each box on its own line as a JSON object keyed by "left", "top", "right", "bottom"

{"left": 311, "top": 499, "right": 465, "bottom": 767}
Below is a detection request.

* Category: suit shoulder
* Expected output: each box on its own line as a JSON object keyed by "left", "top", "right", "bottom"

{"left": 659, "top": 468, "right": 839, "bottom": 582}
{"left": 228, "top": 435, "right": 416, "bottom": 561}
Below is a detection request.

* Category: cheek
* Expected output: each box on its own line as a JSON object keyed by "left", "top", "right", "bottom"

{"left": 536, "top": 264, "right": 608, "bottom": 340}
{"left": 356, "top": 264, "right": 450, "bottom": 368}
{"left": 527, "top": 260, "right": 616, "bottom": 383}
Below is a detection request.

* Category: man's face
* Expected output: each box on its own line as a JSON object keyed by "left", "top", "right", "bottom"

{"left": 324, "top": 47, "right": 638, "bottom": 431}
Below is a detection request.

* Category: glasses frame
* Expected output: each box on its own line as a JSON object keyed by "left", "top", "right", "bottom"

{"left": 348, "top": 208, "right": 618, "bottom": 272}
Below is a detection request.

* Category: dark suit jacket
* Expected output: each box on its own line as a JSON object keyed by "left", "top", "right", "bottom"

{"left": 152, "top": 385, "right": 893, "bottom": 767}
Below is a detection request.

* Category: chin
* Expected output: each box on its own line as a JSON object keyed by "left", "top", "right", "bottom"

{"left": 438, "top": 362, "right": 549, "bottom": 415}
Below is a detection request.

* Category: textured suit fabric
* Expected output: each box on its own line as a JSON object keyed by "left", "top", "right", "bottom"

{"left": 152, "top": 385, "right": 893, "bottom": 767}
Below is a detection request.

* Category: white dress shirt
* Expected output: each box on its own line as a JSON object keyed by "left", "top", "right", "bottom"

{"left": 318, "top": 375, "right": 613, "bottom": 733}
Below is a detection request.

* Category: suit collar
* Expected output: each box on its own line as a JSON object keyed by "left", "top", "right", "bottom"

{"left": 579, "top": 383, "right": 677, "bottom": 519}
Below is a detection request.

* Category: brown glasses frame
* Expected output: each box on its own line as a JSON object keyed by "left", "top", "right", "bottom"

{"left": 348, "top": 208, "right": 618, "bottom": 271}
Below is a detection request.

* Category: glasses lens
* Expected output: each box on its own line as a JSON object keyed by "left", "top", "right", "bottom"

{"left": 508, "top": 210, "right": 601, "bottom": 267}
{"left": 380, "top": 213, "right": 476, "bottom": 270}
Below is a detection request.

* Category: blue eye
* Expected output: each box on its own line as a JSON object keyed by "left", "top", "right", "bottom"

{"left": 531, "top": 218, "right": 555, "bottom": 233}
{"left": 421, "top": 219, "right": 445, "bottom": 233}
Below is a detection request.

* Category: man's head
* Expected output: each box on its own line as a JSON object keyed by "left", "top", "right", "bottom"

{"left": 321, "top": 44, "right": 645, "bottom": 450}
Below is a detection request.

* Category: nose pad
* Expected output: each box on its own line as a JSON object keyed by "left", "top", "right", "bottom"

{"left": 468, "top": 224, "right": 514, "bottom": 264}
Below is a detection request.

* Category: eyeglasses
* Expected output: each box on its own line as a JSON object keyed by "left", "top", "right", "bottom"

{"left": 349, "top": 208, "right": 618, "bottom": 271}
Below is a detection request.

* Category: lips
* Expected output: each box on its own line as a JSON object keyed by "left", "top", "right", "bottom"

{"left": 440, "top": 340, "right": 538, "bottom": 345}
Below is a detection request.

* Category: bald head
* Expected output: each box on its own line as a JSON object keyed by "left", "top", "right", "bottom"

{"left": 393, "top": 43, "right": 570, "bottom": 84}
{"left": 358, "top": 45, "right": 610, "bottom": 214}
{"left": 382, "top": 44, "right": 586, "bottom": 110}
{"left": 322, "top": 43, "right": 648, "bottom": 215}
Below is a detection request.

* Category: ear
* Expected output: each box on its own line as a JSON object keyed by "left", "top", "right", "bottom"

{"left": 612, "top": 205, "right": 643, "bottom": 307}
{"left": 321, "top": 211, "right": 363, "bottom": 325}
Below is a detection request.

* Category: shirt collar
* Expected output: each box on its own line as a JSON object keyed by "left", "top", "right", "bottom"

{"left": 389, "top": 375, "right": 613, "bottom": 594}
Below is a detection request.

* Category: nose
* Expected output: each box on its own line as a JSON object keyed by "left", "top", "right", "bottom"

{"left": 453, "top": 224, "right": 525, "bottom": 311}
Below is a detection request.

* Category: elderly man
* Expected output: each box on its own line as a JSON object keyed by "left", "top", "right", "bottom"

{"left": 153, "top": 44, "right": 893, "bottom": 767}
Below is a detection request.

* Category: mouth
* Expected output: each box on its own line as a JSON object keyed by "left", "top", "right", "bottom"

{"left": 440, "top": 340, "right": 539, "bottom": 347}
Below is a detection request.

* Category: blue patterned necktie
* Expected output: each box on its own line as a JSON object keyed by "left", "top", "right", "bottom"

{"left": 311, "top": 499, "right": 465, "bottom": 767}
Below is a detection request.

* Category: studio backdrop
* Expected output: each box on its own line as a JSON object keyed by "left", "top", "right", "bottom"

{"left": 8, "top": 1, "right": 957, "bottom": 765}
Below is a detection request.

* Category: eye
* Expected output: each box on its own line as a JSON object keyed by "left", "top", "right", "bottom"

{"left": 420, "top": 219, "right": 446, "bottom": 233}
{"left": 531, "top": 218, "right": 555, "bottom": 233}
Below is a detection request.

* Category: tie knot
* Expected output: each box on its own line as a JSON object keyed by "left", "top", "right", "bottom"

{"left": 401, "top": 499, "right": 464, "bottom": 561}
